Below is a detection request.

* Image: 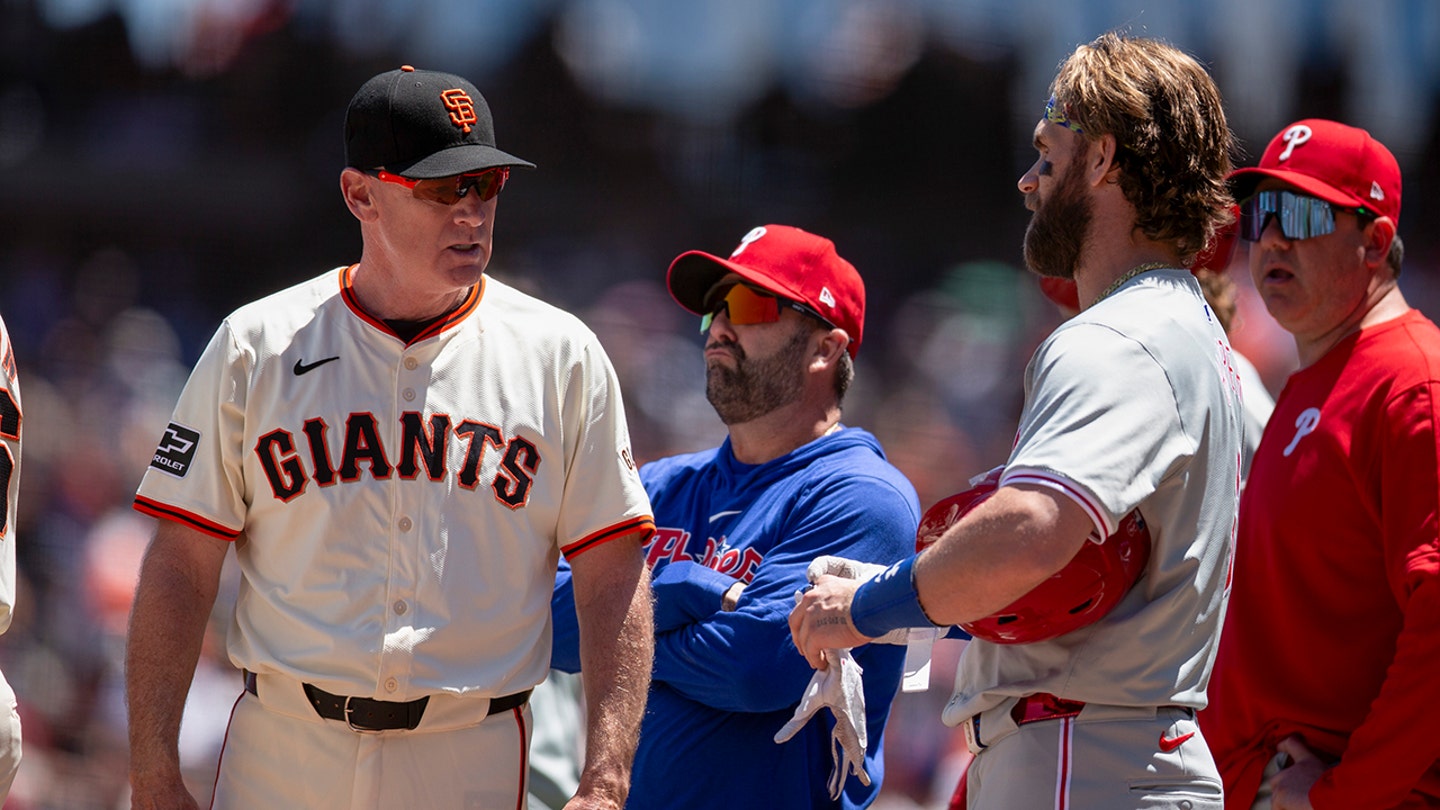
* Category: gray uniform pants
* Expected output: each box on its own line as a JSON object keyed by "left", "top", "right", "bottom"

{"left": 957, "top": 698, "right": 1222, "bottom": 810}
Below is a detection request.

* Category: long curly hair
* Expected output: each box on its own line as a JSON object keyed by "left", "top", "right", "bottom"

{"left": 1051, "top": 33, "right": 1236, "bottom": 265}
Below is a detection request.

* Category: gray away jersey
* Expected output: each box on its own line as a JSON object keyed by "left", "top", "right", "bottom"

{"left": 945, "top": 268, "right": 1243, "bottom": 726}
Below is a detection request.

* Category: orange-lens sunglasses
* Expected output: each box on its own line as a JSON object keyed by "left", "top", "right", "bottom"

{"left": 700, "top": 283, "right": 833, "bottom": 333}
{"left": 373, "top": 167, "right": 510, "bottom": 205}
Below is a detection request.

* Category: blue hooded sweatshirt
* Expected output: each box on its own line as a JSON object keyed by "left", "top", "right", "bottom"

{"left": 553, "top": 426, "right": 920, "bottom": 809}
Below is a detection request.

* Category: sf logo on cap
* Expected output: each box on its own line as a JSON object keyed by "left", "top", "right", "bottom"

{"left": 441, "top": 89, "right": 477, "bottom": 134}
{"left": 1278, "top": 124, "right": 1312, "bottom": 161}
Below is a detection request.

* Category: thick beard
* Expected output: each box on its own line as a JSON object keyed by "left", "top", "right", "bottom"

{"left": 705, "top": 328, "right": 811, "bottom": 425}
{"left": 1022, "top": 158, "right": 1092, "bottom": 281}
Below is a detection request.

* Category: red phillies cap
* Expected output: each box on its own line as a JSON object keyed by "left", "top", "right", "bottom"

{"left": 667, "top": 225, "right": 865, "bottom": 358}
{"left": 1230, "top": 119, "right": 1401, "bottom": 224}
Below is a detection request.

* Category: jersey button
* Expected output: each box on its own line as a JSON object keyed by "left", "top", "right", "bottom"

{"left": 403, "top": 357, "right": 419, "bottom": 370}
{"left": 402, "top": 388, "right": 416, "bottom": 401}
{"left": 384, "top": 677, "right": 398, "bottom": 693}
{"left": 393, "top": 600, "right": 408, "bottom": 616}
{"left": 398, "top": 517, "right": 413, "bottom": 532}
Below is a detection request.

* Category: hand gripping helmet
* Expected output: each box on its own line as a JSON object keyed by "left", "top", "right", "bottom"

{"left": 916, "top": 473, "right": 1151, "bottom": 644}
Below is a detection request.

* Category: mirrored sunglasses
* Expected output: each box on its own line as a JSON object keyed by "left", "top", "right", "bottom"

{"left": 1239, "top": 189, "right": 1356, "bottom": 242}
{"left": 373, "top": 167, "right": 510, "bottom": 205}
{"left": 699, "top": 283, "right": 834, "bottom": 333}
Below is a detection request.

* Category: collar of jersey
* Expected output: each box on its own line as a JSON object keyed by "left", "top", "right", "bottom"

{"left": 339, "top": 264, "right": 484, "bottom": 346}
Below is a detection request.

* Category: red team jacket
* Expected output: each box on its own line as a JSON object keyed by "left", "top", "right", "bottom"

{"left": 1201, "top": 310, "right": 1440, "bottom": 809}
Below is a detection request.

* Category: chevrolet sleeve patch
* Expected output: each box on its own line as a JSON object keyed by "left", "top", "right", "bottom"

{"left": 151, "top": 422, "right": 201, "bottom": 478}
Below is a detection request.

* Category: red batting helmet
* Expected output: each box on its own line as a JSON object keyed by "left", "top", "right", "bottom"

{"left": 916, "top": 475, "right": 1151, "bottom": 644}
{"left": 1036, "top": 276, "right": 1081, "bottom": 314}
{"left": 1035, "top": 212, "right": 1241, "bottom": 314}
{"left": 1190, "top": 209, "right": 1241, "bottom": 274}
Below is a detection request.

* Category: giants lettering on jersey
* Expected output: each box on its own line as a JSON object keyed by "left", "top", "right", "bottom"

{"left": 644, "top": 527, "right": 764, "bottom": 583}
{"left": 255, "top": 410, "right": 540, "bottom": 508}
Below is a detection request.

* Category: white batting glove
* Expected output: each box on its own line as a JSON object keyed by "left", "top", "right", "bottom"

{"left": 773, "top": 648, "right": 871, "bottom": 798}
{"left": 804, "top": 556, "right": 909, "bottom": 645}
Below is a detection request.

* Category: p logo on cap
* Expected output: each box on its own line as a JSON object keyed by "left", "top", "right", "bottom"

{"left": 1228, "top": 118, "right": 1401, "bottom": 226}
{"left": 666, "top": 224, "right": 867, "bottom": 359}
{"left": 731, "top": 226, "right": 767, "bottom": 259}
{"left": 1277, "top": 124, "right": 1311, "bottom": 161}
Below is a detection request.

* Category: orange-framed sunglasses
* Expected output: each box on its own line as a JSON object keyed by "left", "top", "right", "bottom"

{"left": 699, "top": 283, "right": 834, "bottom": 333}
{"left": 372, "top": 167, "right": 510, "bottom": 205}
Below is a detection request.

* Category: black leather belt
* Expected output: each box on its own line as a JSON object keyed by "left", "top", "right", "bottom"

{"left": 243, "top": 671, "right": 531, "bottom": 731}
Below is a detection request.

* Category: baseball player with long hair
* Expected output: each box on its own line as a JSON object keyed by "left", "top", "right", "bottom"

{"left": 125, "top": 66, "right": 655, "bottom": 810}
{"left": 791, "top": 33, "right": 1243, "bottom": 809}
{"left": 1037, "top": 217, "right": 1274, "bottom": 487}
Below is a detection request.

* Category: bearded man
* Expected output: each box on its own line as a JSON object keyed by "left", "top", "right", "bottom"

{"left": 552, "top": 224, "right": 921, "bottom": 810}
{"left": 791, "top": 33, "right": 1243, "bottom": 810}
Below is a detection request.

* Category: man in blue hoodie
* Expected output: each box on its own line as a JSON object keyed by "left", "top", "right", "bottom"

{"left": 552, "top": 224, "right": 920, "bottom": 808}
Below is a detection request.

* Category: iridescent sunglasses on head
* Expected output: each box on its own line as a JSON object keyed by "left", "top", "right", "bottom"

{"left": 1044, "top": 95, "right": 1083, "bottom": 134}
{"left": 372, "top": 167, "right": 510, "bottom": 205}
{"left": 699, "top": 283, "right": 834, "bottom": 333}
{"left": 1239, "top": 189, "right": 1366, "bottom": 242}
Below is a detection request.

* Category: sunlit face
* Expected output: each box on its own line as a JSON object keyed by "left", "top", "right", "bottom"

{"left": 1019, "top": 120, "right": 1093, "bottom": 280}
{"left": 367, "top": 173, "right": 500, "bottom": 296}
{"left": 701, "top": 276, "right": 818, "bottom": 425}
{"left": 1246, "top": 178, "right": 1376, "bottom": 344}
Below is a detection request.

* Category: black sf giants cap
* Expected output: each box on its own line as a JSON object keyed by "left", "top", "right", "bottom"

{"left": 345, "top": 65, "right": 535, "bottom": 178}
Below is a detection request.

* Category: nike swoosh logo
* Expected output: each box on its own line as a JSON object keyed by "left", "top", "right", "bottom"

{"left": 1158, "top": 731, "right": 1195, "bottom": 753}
{"left": 708, "top": 510, "right": 742, "bottom": 523}
{"left": 293, "top": 356, "right": 340, "bottom": 375}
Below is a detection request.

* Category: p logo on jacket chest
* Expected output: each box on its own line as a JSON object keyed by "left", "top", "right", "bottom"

{"left": 1282, "top": 407, "right": 1322, "bottom": 457}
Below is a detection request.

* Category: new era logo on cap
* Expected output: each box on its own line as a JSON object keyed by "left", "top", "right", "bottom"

{"left": 666, "top": 225, "right": 867, "bottom": 358}
{"left": 1230, "top": 118, "right": 1401, "bottom": 224}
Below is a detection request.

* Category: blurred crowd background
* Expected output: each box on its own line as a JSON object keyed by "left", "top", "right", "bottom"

{"left": 0, "top": 0, "right": 1438, "bottom": 807}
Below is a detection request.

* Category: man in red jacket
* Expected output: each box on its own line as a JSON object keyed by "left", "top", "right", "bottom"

{"left": 1199, "top": 118, "right": 1440, "bottom": 809}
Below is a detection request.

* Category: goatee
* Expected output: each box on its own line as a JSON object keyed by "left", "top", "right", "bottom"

{"left": 706, "top": 329, "right": 811, "bottom": 425}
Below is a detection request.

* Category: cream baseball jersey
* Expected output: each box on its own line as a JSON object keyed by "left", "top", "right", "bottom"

{"left": 0, "top": 317, "right": 19, "bottom": 635}
{"left": 135, "top": 266, "right": 653, "bottom": 700}
{"left": 945, "top": 269, "right": 1243, "bottom": 725}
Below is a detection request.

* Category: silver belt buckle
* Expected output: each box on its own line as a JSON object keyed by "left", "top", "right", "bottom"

{"left": 343, "top": 695, "right": 380, "bottom": 733}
